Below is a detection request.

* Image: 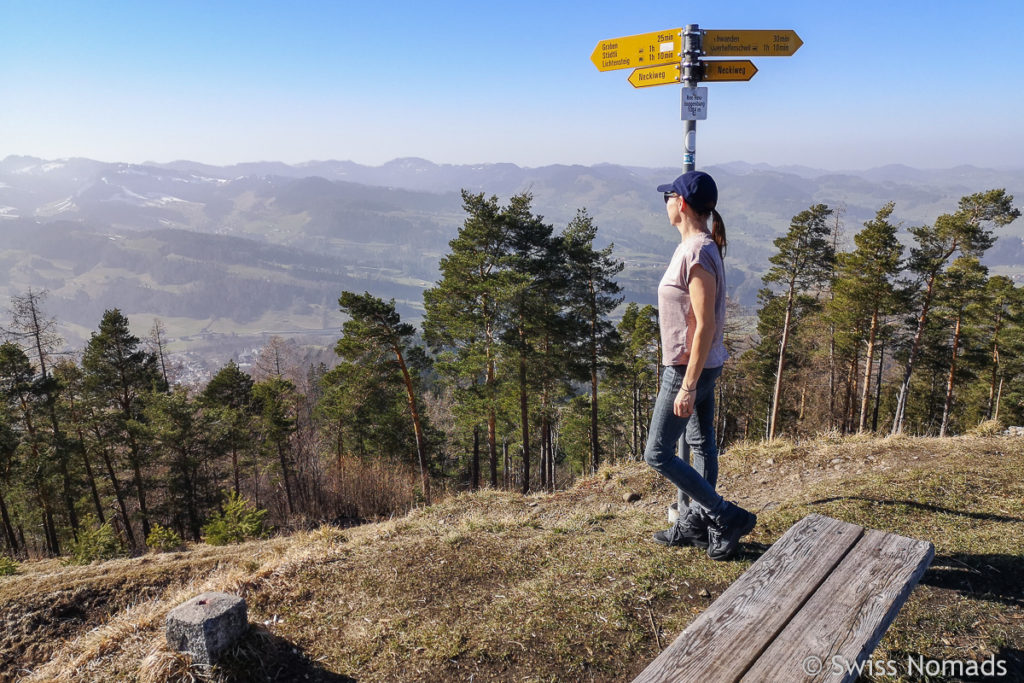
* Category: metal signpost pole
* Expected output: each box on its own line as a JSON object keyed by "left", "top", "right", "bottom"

{"left": 681, "top": 24, "right": 702, "bottom": 173}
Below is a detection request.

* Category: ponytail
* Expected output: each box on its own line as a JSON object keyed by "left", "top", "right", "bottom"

{"left": 710, "top": 208, "right": 727, "bottom": 257}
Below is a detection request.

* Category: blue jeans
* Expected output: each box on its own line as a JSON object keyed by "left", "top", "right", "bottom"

{"left": 644, "top": 364, "right": 724, "bottom": 514}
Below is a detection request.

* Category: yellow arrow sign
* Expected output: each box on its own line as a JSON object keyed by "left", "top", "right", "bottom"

{"left": 628, "top": 64, "right": 680, "bottom": 88}
{"left": 703, "top": 30, "right": 803, "bottom": 57}
{"left": 702, "top": 60, "right": 758, "bottom": 82}
{"left": 591, "top": 28, "right": 681, "bottom": 72}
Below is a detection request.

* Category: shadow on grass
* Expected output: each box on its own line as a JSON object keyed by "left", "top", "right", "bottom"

{"left": 803, "top": 496, "right": 1024, "bottom": 525}
{"left": 922, "top": 553, "right": 1024, "bottom": 608}
{"left": 214, "top": 625, "right": 355, "bottom": 682}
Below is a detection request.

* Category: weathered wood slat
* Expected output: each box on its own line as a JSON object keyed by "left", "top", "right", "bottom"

{"left": 740, "top": 528, "right": 934, "bottom": 683}
{"left": 633, "top": 514, "right": 864, "bottom": 683}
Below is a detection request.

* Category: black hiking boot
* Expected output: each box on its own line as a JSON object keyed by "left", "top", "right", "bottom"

{"left": 652, "top": 506, "right": 711, "bottom": 548}
{"left": 706, "top": 501, "right": 756, "bottom": 561}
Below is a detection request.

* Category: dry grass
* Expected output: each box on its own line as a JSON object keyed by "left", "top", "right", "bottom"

{"left": 2, "top": 434, "right": 1022, "bottom": 682}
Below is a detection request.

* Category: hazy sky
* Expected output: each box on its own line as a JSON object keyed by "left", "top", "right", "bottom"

{"left": 3, "top": 0, "right": 1023, "bottom": 170}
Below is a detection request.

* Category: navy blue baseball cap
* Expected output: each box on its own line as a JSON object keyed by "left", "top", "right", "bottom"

{"left": 657, "top": 171, "right": 718, "bottom": 213}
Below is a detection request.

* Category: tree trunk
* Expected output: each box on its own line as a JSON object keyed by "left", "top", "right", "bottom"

{"left": 93, "top": 426, "right": 135, "bottom": 548}
{"left": 768, "top": 283, "right": 797, "bottom": 440}
{"left": 277, "top": 439, "right": 295, "bottom": 514}
{"left": 590, "top": 364, "right": 599, "bottom": 473}
{"left": 0, "top": 492, "right": 19, "bottom": 555}
{"left": 987, "top": 310, "right": 1003, "bottom": 419}
{"left": 939, "top": 313, "right": 963, "bottom": 437}
{"left": 858, "top": 308, "right": 880, "bottom": 433}
{"left": 872, "top": 340, "right": 885, "bottom": 432}
{"left": 503, "top": 439, "right": 510, "bottom": 490}
{"left": 520, "top": 353, "right": 530, "bottom": 494}
{"left": 845, "top": 346, "right": 860, "bottom": 434}
{"left": 40, "top": 494, "right": 59, "bottom": 556}
{"left": 126, "top": 433, "right": 151, "bottom": 541}
{"left": 393, "top": 344, "right": 430, "bottom": 504}
{"left": 472, "top": 426, "right": 480, "bottom": 491}
{"left": 828, "top": 323, "right": 837, "bottom": 431}
{"left": 79, "top": 441, "right": 105, "bottom": 524}
{"left": 994, "top": 377, "right": 1004, "bottom": 422}
{"left": 892, "top": 272, "right": 939, "bottom": 435}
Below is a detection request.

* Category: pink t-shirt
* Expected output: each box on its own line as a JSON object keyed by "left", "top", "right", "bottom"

{"left": 658, "top": 233, "right": 728, "bottom": 368}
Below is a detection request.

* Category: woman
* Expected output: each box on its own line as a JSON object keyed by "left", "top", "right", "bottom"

{"left": 643, "top": 170, "right": 755, "bottom": 561}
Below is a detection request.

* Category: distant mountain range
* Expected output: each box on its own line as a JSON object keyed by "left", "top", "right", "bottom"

{"left": 2, "top": 155, "right": 1023, "bottom": 365}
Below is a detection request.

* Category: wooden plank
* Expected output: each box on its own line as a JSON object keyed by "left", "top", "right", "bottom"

{"left": 633, "top": 514, "right": 864, "bottom": 683}
{"left": 741, "top": 529, "right": 935, "bottom": 683}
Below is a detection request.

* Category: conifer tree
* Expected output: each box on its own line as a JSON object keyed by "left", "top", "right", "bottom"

{"left": 935, "top": 256, "right": 989, "bottom": 436}
{"left": 143, "top": 388, "right": 224, "bottom": 540}
{"left": 0, "top": 407, "right": 19, "bottom": 555}
{"left": 201, "top": 361, "right": 256, "bottom": 496}
{"left": 336, "top": 291, "right": 432, "bottom": 503}
{"left": 610, "top": 303, "right": 660, "bottom": 459}
{"left": 0, "top": 342, "right": 61, "bottom": 554}
{"left": 424, "top": 191, "right": 513, "bottom": 488}
{"left": 762, "top": 204, "right": 835, "bottom": 439}
{"left": 979, "top": 276, "right": 1020, "bottom": 420}
{"left": 81, "top": 309, "right": 165, "bottom": 544}
{"left": 829, "top": 202, "right": 905, "bottom": 432}
{"left": 891, "top": 190, "right": 1019, "bottom": 434}
{"left": 562, "top": 209, "right": 624, "bottom": 473}
{"left": 4, "top": 290, "right": 79, "bottom": 536}
{"left": 252, "top": 377, "right": 298, "bottom": 514}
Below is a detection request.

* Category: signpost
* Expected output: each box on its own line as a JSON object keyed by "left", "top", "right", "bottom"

{"left": 590, "top": 29, "right": 682, "bottom": 72}
{"left": 701, "top": 60, "right": 758, "bottom": 82}
{"left": 628, "top": 64, "right": 680, "bottom": 88}
{"left": 703, "top": 30, "right": 803, "bottom": 57}
{"left": 592, "top": 24, "right": 802, "bottom": 171}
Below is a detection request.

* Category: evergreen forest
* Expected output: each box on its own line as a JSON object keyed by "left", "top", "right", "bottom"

{"left": 0, "top": 187, "right": 1021, "bottom": 561}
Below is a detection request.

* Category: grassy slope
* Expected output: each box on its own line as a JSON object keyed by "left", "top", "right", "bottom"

{"left": 2, "top": 435, "right": 1022, "bottom": 682}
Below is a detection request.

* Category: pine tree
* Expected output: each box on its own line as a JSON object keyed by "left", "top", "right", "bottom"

{"left": 423, "top": 191, "right": 513, "bottom": 488}
{"left": 562, "top": 209, "right": 624, "bottom": 473}
{"left": 252, "top": 377, "right": 298, "bottom": 514}
{"left": 0, "top": 342, "right": 62, "bottom": 555}
{"left": 4, "top": 290, "right": 79, "bottom": 536}
{"left": 143, "top": 388, "right": 224, "bottom": 540}
{"left": 829, "top": 202, "right": 905, "bottom": 432}
{"left": 891, "top": 190, "right": 1019, "bottom": 434}
{"left": 81, "top": 309, "right": 165, "bottom": 544}
{"left": 762, "top": 204, "right": 835, "bottom": 439}
{"left": 201, "top": 361, "right": 256, "bottom": 496}
{"left": 979, "top": 276, "right": 1020, "bottom": 421}
{"left": 934, "top": 256, "right": 989, "bottom": 436}
{"left": 0, "top": 407, "right": 20, "bottom": 555}
{"left": 337, "top": 291, "right": 433, "bottom": 503}
{"left": 610, "top": 303, "right": 660, "bottom": 459}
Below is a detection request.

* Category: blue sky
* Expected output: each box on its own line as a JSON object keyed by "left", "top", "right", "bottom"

{"left": 3, "top": 0, "right": 1023, "bottom": 170}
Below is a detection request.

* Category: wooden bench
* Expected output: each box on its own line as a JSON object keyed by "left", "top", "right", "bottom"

{"left": 633, "top": 513, "right": 934, "bottom": 683}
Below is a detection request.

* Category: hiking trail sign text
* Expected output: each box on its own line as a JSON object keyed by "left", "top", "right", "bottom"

{"left": 590, "top": 24, "right": 802, "bottom": 172}
{"left": 703, "top": 30, "right": 803, "bottom": 57}
{"left": 590, "top": 29, "right": 682, "bottom": 72}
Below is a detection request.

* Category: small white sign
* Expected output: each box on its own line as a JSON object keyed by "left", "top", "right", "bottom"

{"left": 681, "top": 87, "right": 708, "bottom": 121}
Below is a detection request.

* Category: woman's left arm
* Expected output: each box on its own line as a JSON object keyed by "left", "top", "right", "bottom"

{"left": 673, "top": 264, "right": 716, "bottom": 418}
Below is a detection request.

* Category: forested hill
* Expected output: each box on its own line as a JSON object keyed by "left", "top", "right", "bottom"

{"left": 3, "top": 156, "right": 1024, "bottom": 355}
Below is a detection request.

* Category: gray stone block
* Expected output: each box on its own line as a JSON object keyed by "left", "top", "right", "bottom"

{"left": 166, "top": 591, "right": 248, "bottom": 665}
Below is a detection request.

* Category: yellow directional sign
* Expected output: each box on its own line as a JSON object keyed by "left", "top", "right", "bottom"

{"left": 628, "top": 64, "right": 680, "bottom": 88}
{"left": 591, "top": 29, "right": 681, "bottom": 72}
{"left": 703, "top": 30, "right": 803, "bottom": 57}
{"left": 702, "top": 60, "right": 758, "bottom": 82}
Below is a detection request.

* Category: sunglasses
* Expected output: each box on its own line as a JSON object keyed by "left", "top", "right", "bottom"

{"left": 663, "top": 192, "right": 678, "bottom": 204}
